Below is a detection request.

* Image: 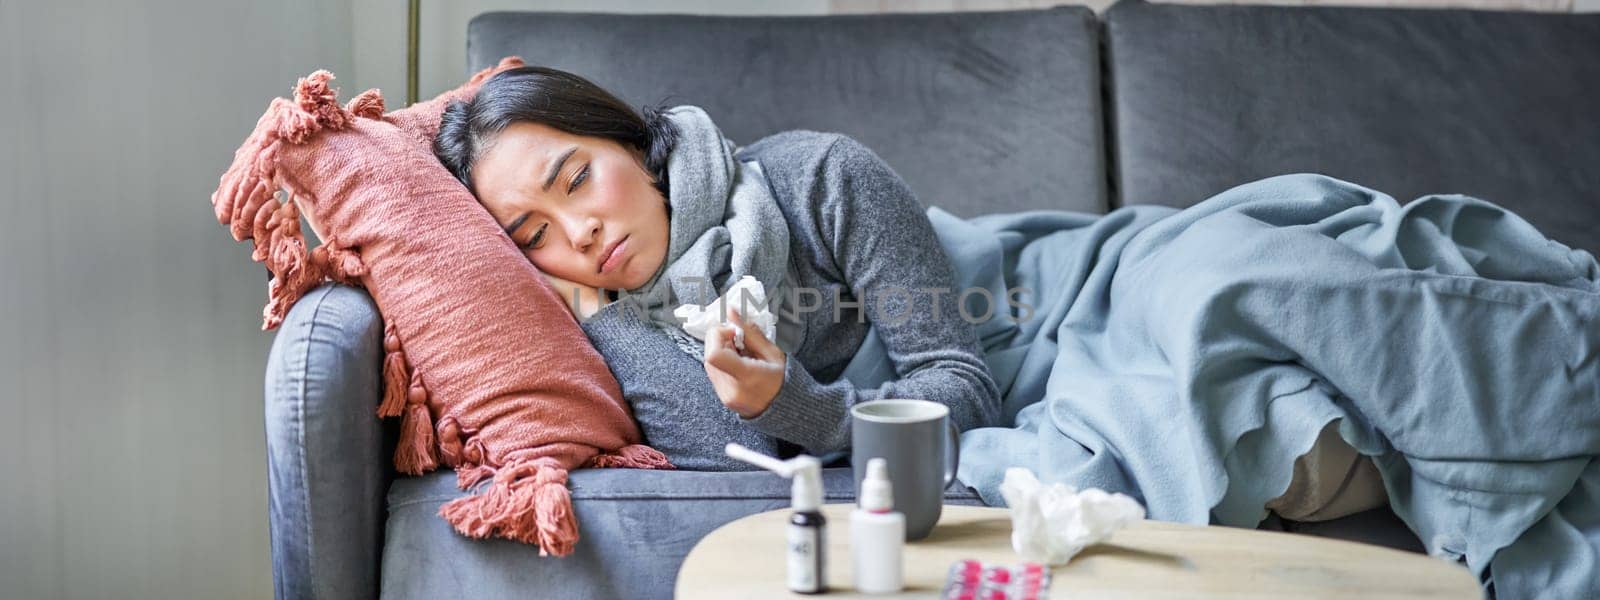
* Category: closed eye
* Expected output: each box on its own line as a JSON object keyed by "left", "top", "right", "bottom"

{"left": 521, "top": 223, "right": 547, "bottom": 250}
{"left": 568, "top": 163, "right": 588, "bottom": 194}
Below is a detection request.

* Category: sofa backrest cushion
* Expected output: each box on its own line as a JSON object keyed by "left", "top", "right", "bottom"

{"left": 1105, "top": 0, "right": 1600, "bottom": 254}
{"left": 468, "top": 8, "right": 1108, "bottom": 216}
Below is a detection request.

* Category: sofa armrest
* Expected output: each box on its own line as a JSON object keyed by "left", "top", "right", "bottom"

{"left": 264, "top": 282, "right": 395, "bottom": 600}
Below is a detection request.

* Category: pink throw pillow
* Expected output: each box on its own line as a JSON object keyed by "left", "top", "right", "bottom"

{"left": 210, "top": 58, "right": 672, "bottom": 557}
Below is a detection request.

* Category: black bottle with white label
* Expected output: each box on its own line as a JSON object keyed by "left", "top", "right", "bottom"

{"left": 786, "top": 490, "right": 826, "bottom": 594}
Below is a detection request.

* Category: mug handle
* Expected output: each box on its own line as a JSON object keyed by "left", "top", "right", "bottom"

{"left": 943, "top": 419, "right": 961, "bottom": 489}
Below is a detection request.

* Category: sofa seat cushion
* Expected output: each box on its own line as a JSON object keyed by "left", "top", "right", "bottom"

{"left": 381, "top": 467, "right": 984, "bottom": 599}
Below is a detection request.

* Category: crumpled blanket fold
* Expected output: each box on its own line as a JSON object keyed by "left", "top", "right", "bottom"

{"left": 841, "top": 173, "right": 1600, "bottom": 598}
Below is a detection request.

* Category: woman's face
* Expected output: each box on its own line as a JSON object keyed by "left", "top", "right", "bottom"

{"left": 472, "top": 121, "right": 670, "bottom": 291}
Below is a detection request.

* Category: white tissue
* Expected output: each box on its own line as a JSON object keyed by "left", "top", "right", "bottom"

{"left": 674, "top": 275, "right": 778, "bottom": 352}
{"left": 999, "top": 467, "right": 1146, "bottom": 566}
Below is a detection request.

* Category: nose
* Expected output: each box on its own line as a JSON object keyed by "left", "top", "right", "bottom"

{"left": 561, "top": 214, "right": 602, "bottom": 252}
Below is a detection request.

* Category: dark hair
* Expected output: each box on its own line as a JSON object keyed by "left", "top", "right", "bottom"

{"left": 434, "top": 66, "right": 678, "bottom": 197}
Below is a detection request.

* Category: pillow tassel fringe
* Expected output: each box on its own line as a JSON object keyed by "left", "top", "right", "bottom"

{"left": 589, "top": 444, "right": 673, "bottom": 470}
{"left": 211, "top": 70, "right": 378, "bottom": 330}
{"left": 317, "top": 235, "right": 368, "bottom": 285}
{"left": 377, "top": 321, "right": 410, "bottom": 418}
{"left": 260, "top": 199, "right": 325, "bottom": 330}
{"left": 438, "top": 457, "right": 580, "bottom": 557}
{"left": 393, "top": 371, "right": 439, "bottom": 475}
{"left": 345, "top": 88, "right": 385, "bottom": 120}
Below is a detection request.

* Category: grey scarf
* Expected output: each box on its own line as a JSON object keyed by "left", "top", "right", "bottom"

{"left": 617, "top": 105, "right": 791, "bottom": 355}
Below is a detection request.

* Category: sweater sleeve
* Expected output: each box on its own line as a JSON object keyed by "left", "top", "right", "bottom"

{"left": 579, "top": 299, "right": 785, "bottom": 470}
{"left": 740, "top": 135, "right": 1003, "bottom": 454}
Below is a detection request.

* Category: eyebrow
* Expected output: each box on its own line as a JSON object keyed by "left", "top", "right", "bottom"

{"left": 503, "top": 145, "right": 578, "bottom": 237}
{"left": 504, "top": 213, "right": 528, "bottom": 237}
{"left": 542, "top": 146, "right": 578, "bottom": 193}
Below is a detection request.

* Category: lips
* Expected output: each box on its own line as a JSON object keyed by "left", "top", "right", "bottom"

{"left": 598, "top": 235, "right": 629, "bottom": 274}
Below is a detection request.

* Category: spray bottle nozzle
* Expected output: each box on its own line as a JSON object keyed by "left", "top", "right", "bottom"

{"left": 726, "top": 443, "right": 823, "bottom": 511}
{"left": 860, "top": 457, "right": 894, "bottom": 512}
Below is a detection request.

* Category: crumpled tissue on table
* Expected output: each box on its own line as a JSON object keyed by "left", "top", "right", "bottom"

{"left": 1000, "top": 467, "right": 1147, "bottom": 566}
{"left": 674, "top": 275, "right": 778, "bottom": 352}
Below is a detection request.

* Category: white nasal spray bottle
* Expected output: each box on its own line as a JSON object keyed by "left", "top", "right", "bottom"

{"left": 851, "top": 458, "right": 905, "bottom": 594}
{"left": 726, "top": 443, "right": 826, "bottom": 594}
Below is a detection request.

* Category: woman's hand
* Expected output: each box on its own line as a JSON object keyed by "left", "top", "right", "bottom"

{"left": 704, "top": 306, "right": 786, "bottom": 419}
{"left": 542, "top": 272, "right": 606, "bottom": 321}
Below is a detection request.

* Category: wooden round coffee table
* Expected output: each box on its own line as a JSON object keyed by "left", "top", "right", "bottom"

{"left": 677, "top": 503, "right": 1478, "bottom": 598}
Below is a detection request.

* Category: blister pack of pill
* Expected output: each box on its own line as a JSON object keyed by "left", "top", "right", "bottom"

{"left": 941, "top": 559, "right": 1051, "bottom": 600}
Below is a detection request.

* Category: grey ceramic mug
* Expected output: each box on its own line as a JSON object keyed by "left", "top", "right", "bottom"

{"left": 851, "top": 399, "right": 960, "bottom": 541}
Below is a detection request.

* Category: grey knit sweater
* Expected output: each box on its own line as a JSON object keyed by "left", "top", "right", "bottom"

{"left": 579, "top": 131, "right": 1002, "bottom": 470}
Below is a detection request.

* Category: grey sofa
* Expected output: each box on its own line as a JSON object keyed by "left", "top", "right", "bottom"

{"left": 262, "top": 2, "right": 1600, "bottom": 598}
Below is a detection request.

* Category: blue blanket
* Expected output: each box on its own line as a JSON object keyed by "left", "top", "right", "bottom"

{"left": 840, "top": 174, "right": 1600, "bottom": 598}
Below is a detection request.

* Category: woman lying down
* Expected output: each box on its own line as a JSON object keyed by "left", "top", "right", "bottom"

{"left": 434, "top": 66, "right": 1600, "bottom": 598}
